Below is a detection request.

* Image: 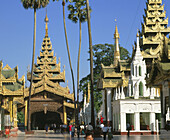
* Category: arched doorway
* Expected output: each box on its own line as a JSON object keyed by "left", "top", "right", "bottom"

{"left": 31, "top": 111, "right": 62, "bottom": 130}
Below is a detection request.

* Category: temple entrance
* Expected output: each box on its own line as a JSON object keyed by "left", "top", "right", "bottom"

{"left": 31, "top": 111, "right": 62, "bottom": 130}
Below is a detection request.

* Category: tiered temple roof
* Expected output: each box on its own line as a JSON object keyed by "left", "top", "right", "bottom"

{"left": 98, "top": 25, "right": 130, "bottom": 89}
{"left": 140, "top": 0, "right": 170, "bottom": 60}
{"left": 0, "top": 61, "right": 25, "bottom": 97}
{"left": 26, "top": 13, "right": 74, "bottom": 101}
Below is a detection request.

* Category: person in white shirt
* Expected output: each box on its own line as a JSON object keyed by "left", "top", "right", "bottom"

{"left": 102, "top": 124, "right": 108, "bottom": 140}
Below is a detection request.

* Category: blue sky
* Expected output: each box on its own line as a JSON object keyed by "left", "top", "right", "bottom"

{"left": 0, "top": 0, "right": 170, "bottom": 101}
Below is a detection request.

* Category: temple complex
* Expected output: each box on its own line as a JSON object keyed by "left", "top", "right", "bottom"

{"left": 0, "top": 61, "right": 25, "bottom": 131}
{"left": 23, "top": 13, "right": 74, "bottom": 130}
{"left": 139, "top": 0, "right": 170, "bottom": 73}
{"left": 141, "top": 0, "right": 170, "bottom": 133}
{"left": 97, "top": 24, "right": 131, "bottom": 127}
{"left": 97, "top": 0, "right": 170, "bottom": 135}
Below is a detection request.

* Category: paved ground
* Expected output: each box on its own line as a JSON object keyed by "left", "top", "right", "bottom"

{"left": 1, "top": 130, "right": 170, "bottom": 140}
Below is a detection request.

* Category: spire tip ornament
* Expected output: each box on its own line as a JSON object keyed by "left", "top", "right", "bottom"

{"left": 45, "top": 9, "right": 49, "bottom": 38}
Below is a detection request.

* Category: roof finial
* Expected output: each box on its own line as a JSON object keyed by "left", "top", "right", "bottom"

{"left": 137, "top": 29, "right": 139, "bottom": 37}
{"left": 45, "top": 9, "right": 49, "bottom": 38}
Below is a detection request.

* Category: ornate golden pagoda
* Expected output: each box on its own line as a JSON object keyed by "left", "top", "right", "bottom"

{"left": 98, "top": 24, "right": 130, "bottom": 90}
{"left": 140, "top": 0, "right": 170, "bottom": 70}
{"left": 0, "top": 61, "right": 25, "bottom": 129}
{"left": 24, "top": 12, "right": 74, "bottom": 129}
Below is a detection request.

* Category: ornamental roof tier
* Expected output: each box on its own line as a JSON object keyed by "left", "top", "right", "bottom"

{"left": 26, "top": 12, "right": 73, "bottom": 101}
{"left": 139, "top": 0, "right": 170, "bottom": 69}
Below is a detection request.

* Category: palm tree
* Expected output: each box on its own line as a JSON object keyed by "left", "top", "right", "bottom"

{"left": 68, "top": 0, "right": 88, "bottom": 126}
{"left": 21, "top": 0, "right": 49, "bottom": 131}
{"left": 53, "top": 0, "right": 76, "bottom": 122}
{"left": 85, "top": 0, "right": 95, "bottom": 128}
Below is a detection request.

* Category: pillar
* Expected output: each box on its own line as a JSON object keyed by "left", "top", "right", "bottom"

{"left": 107, "top": 88, "right": 112, "bottom": 124}
{"left": 115, "top": 88, "right": 118, "bottom": 100}
{"left": 120, "top": 112, "right": 126, "bottom": 132}
{"left": 24, "top": 100, "right": 27, "bottom": 130}
{"left": 118, "top": 87, "right": 121, "bottom": 99}
{"left": 134, "top": 112, "right": 140, "bottom": 131}
{"left": 9, "top": 98, "right": 13, "bottom": 123}
{"left": 121, "top": 86, "right": 125, "bottom": 99}
{"left": 13, "top": 103, "right": 17, "bottom": 128}
{"left": 63, "top": 105, "right": 67, "bottom": 125}
{"left": 129, "top": 84, "right": 131, "bottom": 97}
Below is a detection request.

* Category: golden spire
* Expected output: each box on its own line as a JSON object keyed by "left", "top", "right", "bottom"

{"left": 114, "top": 20, "right": 120, "bottom": 66}
{"left": 45, "top": 9, "right": 49, "bottom": 38}
{"left": 114, "top": 19, "right": 120, "bottom": 39}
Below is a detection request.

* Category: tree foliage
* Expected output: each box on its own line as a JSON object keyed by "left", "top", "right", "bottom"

{"left": 68, "top": 0, "right": 87, "bottom": 23}
{"left": 17, "top": 111, "right": 25, "bottom": 124}
{"left": 21, "top": 0, "right": 49, "bottom": 9}
{"left": 79, "top": 43, "right": 131, "bottom": 113}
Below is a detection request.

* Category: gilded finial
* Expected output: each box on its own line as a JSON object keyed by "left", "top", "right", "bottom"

{"left": 114, "top": 19, "right": 120, "bottom": 39}
{"left": 137, "top": 29, "right": 139, "bottom": 37}
{"left": 45, "top": 9, "right": 49, "bottom": 37}
{"left": 63, "top": 65, "right": 65, "bottom": 70}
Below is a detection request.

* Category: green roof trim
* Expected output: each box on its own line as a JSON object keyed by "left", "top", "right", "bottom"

{"left": 1, "top": 70, "right": 15, "bottom": 78}
{"left": 3, "top": 82, "right": 22, "bottom": 91}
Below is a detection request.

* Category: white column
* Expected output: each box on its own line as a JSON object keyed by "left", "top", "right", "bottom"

{"left": 107, "top": 88, "right": 112, "bottom": 122}
{"left": 129, "top": 84, "right": 131, "bottom": 97}
{"left": 120, "top": 112, "right": 126, "bottom": 132}
{"left": 150, "top": 88, "right": 154, "bottom": 99}
{"left": 118, "top": 87, "right": 121, "bottom": 99}
{"left": 115, "top": 88, "right": 118, "bottom": 100}
{"left": 121, "top": 86, "right": 125, "bottom": 99}
{"left": 134, "top": 103, "right": 140, "bottom": 131}
{"left": 134, "top": 112, "right": 140, "bottom": 131}
{"left": 102, "top": 90, "right": 106, "bottom": 120}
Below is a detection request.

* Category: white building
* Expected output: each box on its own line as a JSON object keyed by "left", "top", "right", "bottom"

{"left": 98, "top": 29, "right": 161, "bottom": 135}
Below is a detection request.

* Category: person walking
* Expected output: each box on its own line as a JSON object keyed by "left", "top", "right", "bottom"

{"left": 127, "top": 123, "right": 131, "bottom": 137}
{"left": 53, "top": 123, "right": 56, "bottom": 133}
{"left": 45, "top": 124, "right": 48, "bottom": 134}
{"left": 69, "top": 124, "right": 72, "bottom": 137}
{"left": 71, "top": 125, "right": 75, "bottom": 137}
{"left": 108, "top": 124, "right": 113, "bottom": 140}
{"left": 102, "top": 124, "right": 108, "bottom": 140}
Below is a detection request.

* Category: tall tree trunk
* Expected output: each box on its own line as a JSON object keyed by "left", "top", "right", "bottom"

{"left": 62, "top": 0, "right": 76, "bottom": 123}
{"left": 86, "top": 0, "right": 95, "bottom": 128}
{"left": 77, "top": 21, "right": 82, "bottom": 126}
{"left": 27, "top": 7, "right": 36, "bottom": 131}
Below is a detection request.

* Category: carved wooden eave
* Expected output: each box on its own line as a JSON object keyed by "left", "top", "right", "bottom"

{"left": 34, "top": 64, "right": 60, "bottom": 73}
{"left": 142, "top": 35, "right": 162, "bottom": 45}
{"left": 146, "top": 17, "right": 168, "bottom": 25}
{"left": 98, "top": 78, "right": 121, "bottom": 89}
{"left": 13, "top": 97, "right": 24, "bottom": 105}
{"left": 24, "top": 81, "right": 73, "bottom": 100}
{"left": 63, "top": 101, "right": 74, "bottom": 109}
{"left": 149, "top": 44, "right": 162, "bottom": 56}
{"left": 141, "top": 51, "right": 158, "bottom": 58}
{"left": 1, "top": 74, "right": 16, "bottom": 83}
{"left": 146, "top": 10, "right": 166, "bottom": 18}
{"left": 37, "top": 56, "right": 57, "bottom": 65}
{"left": 40, "top": 50, "right": 54, "bottom": 57}
{"left": 148, "top": 0, "right": 162, "bottom": 5}
{"left": 103, "top": 71, "right": 121, "bottom": 78}
{"left": 27, "top": 70, "right": 65, "bottom": 82}
{"left": 147, "top": 4, "right": 164, "bottom": 12}
{"left": 143, "top": 24, "right": 170, "bottom": 33}
{"left": 3, "top": 64, "right": 12, "bottom": 70}
{"left": 2, "top": 86, "right": 24, "bottom": 96}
